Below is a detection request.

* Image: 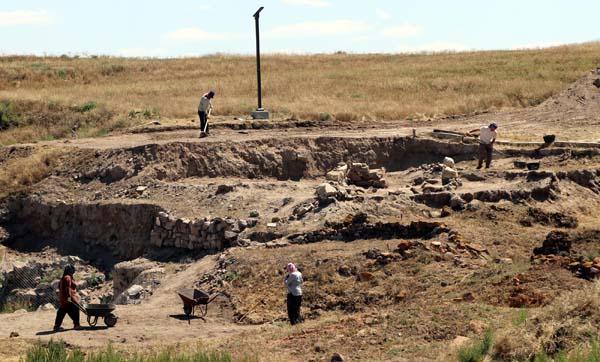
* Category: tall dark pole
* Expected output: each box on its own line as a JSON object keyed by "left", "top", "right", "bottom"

{"left": 254, "top": 7, "right": 263, "bottom": 109}
{"left": 251, "top": 7, "right": 268, "bottom": 119}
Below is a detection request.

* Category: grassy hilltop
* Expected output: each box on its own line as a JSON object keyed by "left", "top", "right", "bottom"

{"left": 1, "top": 42, "right": 599, "bottom": 145}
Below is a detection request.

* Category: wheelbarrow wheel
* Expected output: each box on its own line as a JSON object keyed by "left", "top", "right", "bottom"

{"left": 104, "top": 313, "right": 118, "bottom": 327}
{"left": 183, "top": 304, "right": 193, "bottom": 317}
{"left": 87, "top": 315, "right": 98, "bottom": 327}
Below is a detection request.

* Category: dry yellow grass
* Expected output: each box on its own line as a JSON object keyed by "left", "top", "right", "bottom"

{"left": 0, "top": 147, "right": 65, "bottom": 196}
{"left": 0, "top": 42, "right": 599, "bottom": 145}
{"left": 492, "top": 280, "right": 600, "bottom": 360}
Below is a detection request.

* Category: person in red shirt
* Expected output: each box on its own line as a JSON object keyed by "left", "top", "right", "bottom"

{"left": 53, "top": 264, "right": 81, "bottom": 331}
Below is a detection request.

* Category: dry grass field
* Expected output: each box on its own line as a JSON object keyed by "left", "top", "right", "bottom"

{"left": 1, "top": 42, "right": 600, "bottom": 145}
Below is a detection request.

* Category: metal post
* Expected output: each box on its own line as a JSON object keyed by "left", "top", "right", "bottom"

{"left": 254, "top": 7, "right": 262, "bottom": 109}
{"left": 251, "top": 7, "right": 269, "bottom": 119}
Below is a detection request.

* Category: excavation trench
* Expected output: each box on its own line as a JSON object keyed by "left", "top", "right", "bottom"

{"left": 77, "top": 136, "right": 479, "bottom": 183}
{"left": 2, "top": 198, "right": 163, "bottom": 270}
{"left": 76, "top": 137, "right": 600, "bottom": 185}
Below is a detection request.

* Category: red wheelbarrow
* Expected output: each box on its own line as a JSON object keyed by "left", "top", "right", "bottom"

{"left": 176, "top": 288, "right": 220, "bottom": 323}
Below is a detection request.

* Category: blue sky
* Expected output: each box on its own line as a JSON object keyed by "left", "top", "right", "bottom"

{"left": 1, "top": 0, "right": 599, "bottom": 57}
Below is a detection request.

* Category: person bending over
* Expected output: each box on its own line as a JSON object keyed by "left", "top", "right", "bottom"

{"left": 469, "top": 122, "right": 498, "bottom": 169}
{"left": 198, "top": 90, "right": 215, "bottom": 138}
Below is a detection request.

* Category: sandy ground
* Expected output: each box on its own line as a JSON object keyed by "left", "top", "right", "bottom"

{"left": 0, "top": 255, "right": 253, "bottom": 351}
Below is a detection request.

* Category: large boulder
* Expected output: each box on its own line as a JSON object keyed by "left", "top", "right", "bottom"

{"left": 316, "top": 183, "right": 338, "bottom": 200}
{"left": 326, "top": 163, "right": 348, "bottom": 184}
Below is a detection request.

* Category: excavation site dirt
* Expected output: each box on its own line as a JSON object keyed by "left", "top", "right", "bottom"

{"left": 0, "top": 71, "right": 599, "bottom": 361}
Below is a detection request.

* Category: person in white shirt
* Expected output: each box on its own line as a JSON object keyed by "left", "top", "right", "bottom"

{"left": 198, "top": 90, "right": 215, "bottom": 138}
{"left": 469, "top": 123, "right": 498, "bottom": 169}
{"left": 284, "top": 263, "right": 303, "bottom": 325}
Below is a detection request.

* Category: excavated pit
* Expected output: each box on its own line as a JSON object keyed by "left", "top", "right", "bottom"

{"left": 2, "top": 198, "right": 162, "bottom": 269}
{"left": 3, "top": 135, "right": 599, "bottom": 274}
{"left": 74, "top": 136, "right": 479, "bottom": 183}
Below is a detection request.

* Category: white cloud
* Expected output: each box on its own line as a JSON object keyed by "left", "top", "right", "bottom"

{"left": 376, "top": 8, "right": 391, "bottom": 20}
{"left": 397, "top": 42, "right": 469, "bottom": 53}
{"left": 163, "top": 27, "right": 233, "bottom": 42}
{"left": 281, "top": 0, "right": 331, "bottom": 7}
{"left": 0, "top": 10, "right": 55, "bottom": 26}
{"left": 381, "top": 24, "right": 422, "bottom": 38}
{"left": 267, "top": 20, "right": 369, "bottom": 38}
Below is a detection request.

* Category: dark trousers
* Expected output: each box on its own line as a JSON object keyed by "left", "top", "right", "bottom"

{"left": 54, "top": 303, "right": 80, "bottom": 328}
{"left": 198, "top": 111, "right": 208, "bottom": 133}
{"left": 478, "top": 143, "right": 493, "bottom": 168}
{"left": 287, "top": 293, "right": 302, "bottom": 325}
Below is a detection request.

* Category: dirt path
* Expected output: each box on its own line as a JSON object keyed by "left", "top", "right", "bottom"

{"left": 26, "top": 126, "right": 415, "bottom": 150}
{"left": 0, "top": 254, "right": 253, "bottom": 350}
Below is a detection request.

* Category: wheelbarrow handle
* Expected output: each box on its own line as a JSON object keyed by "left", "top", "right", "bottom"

{"left": 71, "top": 300, "right": 87, "bottom": 315}
{"left": 207, "top": 292, "right": 222, "bottom": 304}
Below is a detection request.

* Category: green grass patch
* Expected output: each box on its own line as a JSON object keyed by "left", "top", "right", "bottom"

{"left": 458, "top": 330, "right": 493, "bottom": 362}
{"left": 74, "top": 101, "right": 97, "bottom": 113}
{"left": 513, "top": 308, "right": 528, "bottom": 326}
{"left": 533, "top": 340, "right": 600, "bottom": 362}
{"left": 23, "top": 339, "right": 254, "bottom": 362}
{"left": 128, "top": 108, "right": 159, "bottom": 120}
{"left": 0, "top": 101, "right": 21, "bottom": 130}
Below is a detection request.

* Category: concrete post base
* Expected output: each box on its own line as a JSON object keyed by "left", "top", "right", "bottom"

{"left": 251, "top": 109, "right": 269, "bottom": 119}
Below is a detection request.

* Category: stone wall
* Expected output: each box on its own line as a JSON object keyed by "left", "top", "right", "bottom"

{"left": 3, "top": 198, "right": 249, "bottom": 260}
{"left": 5, "top": 197, "right": 161, "bottom": 260}
{"left": 149, "top": 212, "right": 252, "bottom": 251}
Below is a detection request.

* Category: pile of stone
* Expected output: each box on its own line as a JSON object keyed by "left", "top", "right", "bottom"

{"left": 315, "top": 183, "right": 350, "bottom": 204}
{"left": 325, "top": 163, "right": 348, "bottom": 184}
{"left": 291, "top": 199, "right": 319, "bottom": 219}
{"left": 568, "top": 259, "right": 600, "bottom": 280}
{"left": 531, "top": 230, "right": 600, "bottom": 280}
{"left": 325, "top": 162, "right": 387, "bottom": 188}
{"left": 533, "top": 254, "right": 600, "bottom": 280}
{"left": 533, "top": 231, "right": 572, "bottom": 256}
{"left": 364, "top": 248, "right": 402, "bottom": 265}
{"left": 150, "top": 212, "right": 256, "bottom": 250}
{"left": 346, "top": 163, "right": 387, "bottom": 188}
{"left": 289, "top": 214, "right": 449, "bottom": 244}
{"left": 441, "top": 157, "right": 461, "bottom": 188}
{"left": 411, "top": 158, "right": 462, "bottom": 197}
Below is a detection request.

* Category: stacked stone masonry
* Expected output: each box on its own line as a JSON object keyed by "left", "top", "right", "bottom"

{"left": 150, "top": 212, "right": 247, "bottom": 251}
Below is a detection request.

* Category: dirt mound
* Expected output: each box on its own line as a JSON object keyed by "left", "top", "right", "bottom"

{"left": 540, "top": 70, "right": 600, "bottom": 112}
